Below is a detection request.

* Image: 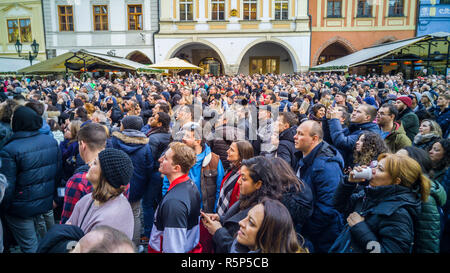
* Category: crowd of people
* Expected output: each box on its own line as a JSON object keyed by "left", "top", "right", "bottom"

{"left": 0, "top": 71, "right": 449, "bottom": 253}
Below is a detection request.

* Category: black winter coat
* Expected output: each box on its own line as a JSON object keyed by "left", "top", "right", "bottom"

{"left": 281, "top": 184, "right": 314, "bottom": 235}
{"left": 212, "top": 201, "right": 251, "bottom": 253}
{"left": 333, "top": 180, "right": 421, "bottom": 253}
{"left": 276, "top": 126, "right": 298, "bottom": 170}
{"left": 0, "top": 131, "right": 62, "bottom": 218}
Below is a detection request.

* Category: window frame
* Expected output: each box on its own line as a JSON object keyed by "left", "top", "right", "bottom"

{"left": 58, "top": 5, "right": 74, "bottom": 32}
{"left": 243, "top": 0, "right": 258, "bottom": 20}
{"left": 274, "top": 0, "right": 289, "bottom": 20}
{"left": 327, "top": 0, "right": 342, "bottom": 18}
{"left": 93, "top": 5, "right": 109, "bottom": 31}
{"left": 179, "top": 0, "right": 194, "bottom": 21}
{"left": 7, "top": 18, "right": 33, "bottom": 43}
{"left": 211, "top": 0, "right": 225, "bottom": 21}
{"left": 357, "top": 0, "right": 372, "bottom": 18}
{"left": 249, "top": 56, "right": 280, "bottom": 74}
{"left": 128, "top": 4, "right": 143, "bottom": 30}
{"left": 388, "top": 0, "right": 404, "bottom": 17}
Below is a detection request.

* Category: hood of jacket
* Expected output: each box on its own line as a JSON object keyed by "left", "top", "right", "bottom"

{"left": 387, "top": 121, "right": 407, "bottom": 137}
{"left": 112, "top": 129, "right": 149, "bottom": 153}
{"left": 279, "top": 125, "right": 297, "bottom": 142}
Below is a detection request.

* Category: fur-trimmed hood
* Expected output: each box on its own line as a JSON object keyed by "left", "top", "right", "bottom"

{"left": 112, "top": 130, "right": 149, "bottom": 145}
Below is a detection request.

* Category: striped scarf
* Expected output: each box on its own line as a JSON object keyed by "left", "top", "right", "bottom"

{"left": 217, "top": 168, "right": 240, "bottom": 217}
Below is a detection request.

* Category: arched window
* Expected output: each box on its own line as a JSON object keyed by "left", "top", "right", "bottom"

{"left": 199, "top": 57, "right": 222, "bottom": 75}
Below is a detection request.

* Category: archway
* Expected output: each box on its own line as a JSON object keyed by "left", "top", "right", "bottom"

{"left": 316, "top": 42, "right": 352, "bottom": 65}
{"left": 237, "top": 41, "right": 296, "bottom": 74}
{"left": 170, "top": 42, "right": 225, "bottom": 76}
{"left": 125, "top": 51, "right": 152, "bottom": 64}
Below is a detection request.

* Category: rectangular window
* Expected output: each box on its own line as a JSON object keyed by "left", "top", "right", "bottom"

{"left": 357, "top": 0, "right": 372, "bottom": 17}
{"left": 275, "top": 0, "right": 289, "bottom": 20}
{"left": 211, "top": 0, "right": 225, "bottom": 20}
{"left": 249, "top": 57, "right": 279, "bottom": 74}
{"left": 128, "top": 4, "right": 143, "bottom": 30}
{"left": 93, "top": 5, "right": 108, "bottom": 31}
{"left": 180, "top": 0, "right": 193, "bottom": 21}
{"left": 388, "top": 0, "right": 404, "bottom": 17}
{"left": 58, "top": 5, "right": 74, "bottom": 31}
{"left": 7, "top": 19, "right": 32, "bottom": 43}
{"left": 243, "top": 0, "right": 257, "bottom": 20}
{"left": 327, "top": 0, "right": 342, "bottom": 18}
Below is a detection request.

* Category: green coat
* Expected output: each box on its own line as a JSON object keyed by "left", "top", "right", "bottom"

{"left": 415, "top": 180, "right": 447, "bottom": 253}
{"left": 384, "top": 122, "right": 412, "bottom": 153}
{"left": 398, "top": 109, "right": 419, "bottom": 142}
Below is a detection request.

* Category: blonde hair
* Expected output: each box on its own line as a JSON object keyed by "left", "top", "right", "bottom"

{"left": 69, "top": 120, "right": 82, "bottom": 144}
{"left": 378, "top": 153, "right": 431, "bottom": 202}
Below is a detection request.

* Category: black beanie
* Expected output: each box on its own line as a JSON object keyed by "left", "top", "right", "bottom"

{"left": 12, "top": 106, "right": 43, "bottom": 132}
{"left": 98, "top": 148, "right": 134, "bottom": 189}
{"left": 121, "top": 116, "right": 144, "bottom": 131}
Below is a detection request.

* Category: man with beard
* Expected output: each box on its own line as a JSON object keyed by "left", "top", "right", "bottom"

{"left": 395, "top": 96, "right": 419, "bottom": 142}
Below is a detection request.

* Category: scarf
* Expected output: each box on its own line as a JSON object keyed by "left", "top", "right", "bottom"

{"left": 217, "top": 167, "right": 240, "bottom": 217}
{"left": 413, "top": 133, "right": 438, "bottom": 145}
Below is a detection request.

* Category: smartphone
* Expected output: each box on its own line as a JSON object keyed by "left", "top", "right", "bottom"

{"left": 57, "top": 187, "right": 65, "bottom": 198}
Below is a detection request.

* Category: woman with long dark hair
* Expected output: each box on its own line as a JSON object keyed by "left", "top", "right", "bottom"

{"left": 201, "top": 156, "right": 283, "bottom": 253}
{"left": 231, "top": 198, "right": 308, "bottom": 253}
{"left": 353, "top": 131, "right": 388, "bottom": 168}
{"left": 216, "top": 141, "right": 254, "bottom": 217}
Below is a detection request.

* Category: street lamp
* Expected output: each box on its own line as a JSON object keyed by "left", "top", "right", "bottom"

{"left": 15, "top": 39, "right": 39, "bottom": 66}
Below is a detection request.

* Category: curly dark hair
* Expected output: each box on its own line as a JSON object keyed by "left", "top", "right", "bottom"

{"left": 353, "top": 131, "right": 388, "bottom": 166}
{"left": 240, "top": 156, "right": 283, "bottom": 210}
{"left": 429, "top": 138, "right": 450, "bottom": 172}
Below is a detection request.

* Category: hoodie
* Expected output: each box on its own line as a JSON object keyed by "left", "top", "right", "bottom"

{"left": 384, "top": 122, "right": 412, "bottom": 153}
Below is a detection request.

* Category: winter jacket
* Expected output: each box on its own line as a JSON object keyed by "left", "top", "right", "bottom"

{"left": 276, "top": 126, "right": 298, "bottom": 170}
{"left": 37, "top": 224, "right": 84, "bottom": 253}
{"left": 327, "top": 118, "right": 381, "bottom": 167}
{"left": 212, "top": 200, "right": 251, "bottom": 253}
{"left": 258, "top": 119, "right": 276, "bottom": 156}
{"left": 0, "top": 131, "right": 62, "bottom": 218}
{"left": 207, "top": 125, "right": 245, "bottom": 170}
{"left": 0, "top": 121, "right": 13, "bottom": 150}
{"left": 383, "top": 122, "right": 412, "bottom": 153}
{"left": 332, "top": 180, "right": 422, "bottom": 253}
{"left": 146, "top": 127, "right": 171, "bottom": 168}
{"left": 162, "top": 144, "right": 225, "bottom": 213}
{"left": 415, "top": 179, "right": 447, "bottom": 253}
{"left": 294, "top": 141, "right": 345, "bottom": 253}
{"left": 433, "top": 106, "right": 450, "bottom": 138}
{"left": 281, "top": 183, "right": 314, "bottom": 236}
{"left": 111, "top": 130, "right": 154, "bottom": 203}
{"left": 397, "top": 108, "right": 419, "bottom": 142}
{"left": 60, "top": 139, "right": 81, "bottom": 181}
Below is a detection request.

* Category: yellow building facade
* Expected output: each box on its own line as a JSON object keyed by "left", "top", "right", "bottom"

{"left": 0, "top": 0, "right": 46, "bottom": 61}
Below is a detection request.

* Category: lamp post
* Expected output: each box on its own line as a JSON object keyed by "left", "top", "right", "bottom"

{"left": 15, "top": 39, "right": 39, "bottom": 66}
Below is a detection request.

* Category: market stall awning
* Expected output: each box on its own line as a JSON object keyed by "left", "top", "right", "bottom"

{"left": 148, "top": 57, "right": 202, "bottom": 71}
{"left": 17, "top": 49, "right": 163, "bottom": 74}
{"left": 310, "top": 32, "right": 450, "bottom": 72}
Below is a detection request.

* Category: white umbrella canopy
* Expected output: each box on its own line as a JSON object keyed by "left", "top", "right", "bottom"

{"left": 148, "top": 57, "right": 202, "bottom": 73}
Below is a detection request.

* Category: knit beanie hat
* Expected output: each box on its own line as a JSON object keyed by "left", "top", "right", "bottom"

{"left": 12, "top": 106, "right": 43, "bottom": 132}
{"left": 363, "top": 96, "right": 377, "bottom": 108}
{"left": 121, "top": 116, "right": 144, "bottom": 131}
{"left": 422, "top": 91, "right": 434, "bottom": 104}
{"left": 396, "top": 96, "right": 412, "bottom": 108}
{"left": 98, "top": 148, "right": 134, "bottom": 189}
{"left": 411, "top": 92, "right": 422, "bottom": 103}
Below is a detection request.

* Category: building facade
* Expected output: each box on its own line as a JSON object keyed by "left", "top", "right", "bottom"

{"left": 417, "top": 0, "right": 450, "bottom": 36}
{"left": 309, "top": 0, "right": 418, "bottom": 67}
{"left": 42, "top": 0, "right": 158, "bottom": 63}
{"left": 155, "top": 0, "right": 311, "bottom": 75}
{"left": 0, "top": 0, "right": 46, "bottom": 62}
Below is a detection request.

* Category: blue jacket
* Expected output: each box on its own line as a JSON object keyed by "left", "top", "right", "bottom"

{"left": 327, "top": 119, "right": 381, "bottom": 167}
{"left": 295, "top": 141, "right": 345, "bottom": 253}
{"left": 0, "top": 121, "right": 13, "bottom": 150}
{"left": 279, "top": 100, "right": 292, "bottom": 112}
{"left": 0, "top": 131, "right": 62, "bottom": 218}
{"left": 162, "top": 144, "right": 225, "bottom": 212}
{"left": 111, "top": 130, "right": 154, "bottom": 203}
